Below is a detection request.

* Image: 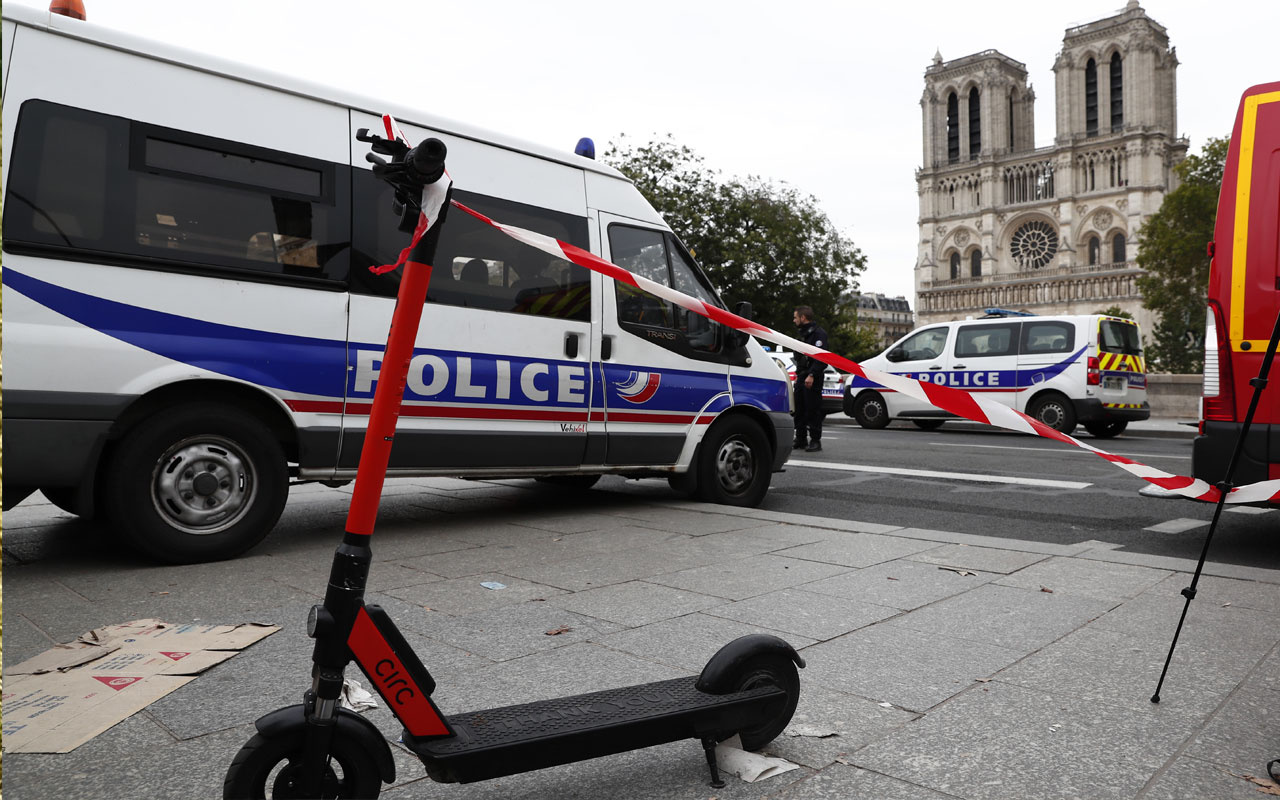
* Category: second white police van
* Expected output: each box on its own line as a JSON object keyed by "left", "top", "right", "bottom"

{"left": 844, "top": 311, "right": 1150, "bottom": 436}
{"left": 0, "top": 6, "right": 792, "bottom": 563}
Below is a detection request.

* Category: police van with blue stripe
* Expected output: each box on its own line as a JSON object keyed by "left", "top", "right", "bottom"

{"left": 844, "top": 311, "right": 1150, "bottom": 436}
{"left": 0, "top": 5, "right": 793, "bottom": 563}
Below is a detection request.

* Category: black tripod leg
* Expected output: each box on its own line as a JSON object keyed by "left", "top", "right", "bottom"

{"left": 1151, "top": 306, "right": 1280, "bottom": 703}
{"left": 702, "top": 737, "right": 726, "bottom": 789}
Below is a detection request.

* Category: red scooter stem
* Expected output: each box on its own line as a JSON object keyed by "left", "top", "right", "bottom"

{"left": 345, "top": 197, "right": 451, "bottom": 537}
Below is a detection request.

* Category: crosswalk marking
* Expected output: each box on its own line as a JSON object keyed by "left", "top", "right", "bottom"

{"left": 1143, "top": 518, "right": 1210, "bottom": 534}
{"left": 786, "top": 459, "right": 1092, "bottom": 489}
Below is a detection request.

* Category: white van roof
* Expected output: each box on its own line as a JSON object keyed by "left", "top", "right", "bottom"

{"left": 4, "top": 4, "right": 630, "bottom": 180}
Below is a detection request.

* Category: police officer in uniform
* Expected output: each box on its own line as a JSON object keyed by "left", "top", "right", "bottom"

{"left": 791, "top": 306, "right": 828, "bottom": 452}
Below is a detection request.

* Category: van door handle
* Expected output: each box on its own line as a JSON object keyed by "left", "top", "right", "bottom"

{"left": 953, "top": 364, "right": 967, "bottom": 369}
{"left": 565, "top": 333, "right": 579, "bottom": 359}
{"left": 601, "top": 336, "right": 613, "bottom": 360}
{"left": 929, "top": 365, "right": 943, "bottom": 370}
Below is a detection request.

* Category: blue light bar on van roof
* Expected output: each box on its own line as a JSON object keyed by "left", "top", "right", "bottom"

{"left": 982, "top": 308, "right": 1036, "bottom": 318}
{"left": 575, "top": 138, "right": 596, "bottom": 160}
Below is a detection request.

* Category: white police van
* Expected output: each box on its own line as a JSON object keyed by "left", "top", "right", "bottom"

{"left": 0, "top": 5, "right": 792, "bottom": 563}
{"left": 844, "top": 311, "right": 1149, "bottom": 436}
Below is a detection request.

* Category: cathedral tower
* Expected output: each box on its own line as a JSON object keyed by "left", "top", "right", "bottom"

{"left": 915, "top": 2, "right": 1187, "bottom": 334}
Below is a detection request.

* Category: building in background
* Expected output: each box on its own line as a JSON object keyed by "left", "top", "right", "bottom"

{"left": 914, "top": 0, "right": 1185, "bottom": 333}
{"left": 852, "top": 293, "right": 915, "bottom": 348}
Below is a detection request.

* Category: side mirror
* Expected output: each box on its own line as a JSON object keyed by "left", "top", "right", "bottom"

{"left": 723, "top": 301, "right": 752, "bottom": 349}
{"left": 886, "top": 347, "right": 906, "bottom": 363}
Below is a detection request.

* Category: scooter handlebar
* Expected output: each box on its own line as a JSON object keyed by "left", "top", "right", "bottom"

{"left": 404, "top": 138, "right": 447, "bottom": 186}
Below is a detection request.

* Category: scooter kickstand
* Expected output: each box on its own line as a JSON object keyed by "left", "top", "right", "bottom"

{"left": 701, "top": 736, "right": 726, "bottom": 789}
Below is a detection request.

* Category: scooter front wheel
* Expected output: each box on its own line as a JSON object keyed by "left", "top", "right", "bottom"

{"left": 729, "top": 654, "right": 801, "bottom": 751}
{"left": 223, "top": 729, "right": 384, "bottom": 799}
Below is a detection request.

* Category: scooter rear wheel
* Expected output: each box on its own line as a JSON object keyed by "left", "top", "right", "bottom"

{"left": 223, "top": 729, "right": 383, "bottom": 799}
{"left": 729, "top": 654, "right": 801, "bottom": 751}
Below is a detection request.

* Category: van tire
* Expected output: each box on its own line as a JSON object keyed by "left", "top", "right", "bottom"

{"left": 852, "top": 392, "right": 891, "bottom": 429}
{"left": 696, "top": 417, "right": 771, "bottom": 507}
{"left": 104, "top": 404, "right": 288, "bottom": 564}
{"left": 1027, "top": 393, "right": 1077, "bottom": 435}
{"left": 912, "top": 420, "right": 945, "bottom": 431}
{"left": 1084, "top": 420, "right": 1128, "bottom": 438}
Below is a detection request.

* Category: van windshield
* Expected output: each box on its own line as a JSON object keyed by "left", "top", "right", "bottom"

{"left": 1099, "top": 320, "right": 1142, "bottom": 355}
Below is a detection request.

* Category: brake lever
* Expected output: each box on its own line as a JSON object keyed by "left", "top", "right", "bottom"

{"left": 356, "top": 128, "right": 409, "bottom": 158}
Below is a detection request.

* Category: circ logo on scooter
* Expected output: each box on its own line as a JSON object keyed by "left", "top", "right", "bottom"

{"left": 375, "top": 657, "right": 417, "bottom": 706}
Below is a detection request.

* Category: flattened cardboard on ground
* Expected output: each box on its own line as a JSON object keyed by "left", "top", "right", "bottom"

{"left": 2, "top": 618, "right": 279, "bottom": 753}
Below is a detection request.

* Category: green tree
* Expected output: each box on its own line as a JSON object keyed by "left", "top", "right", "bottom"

{"left": 837, "top": 317, "right": 885, "bottom": 364}
{"left": 605, "top": 136, "right": 867, "bottom": 356}
{"left": 1135, "top": 137, "right": 1228, "bottom": 373}
{"left": 1094, "top": 305, "right": 1133, "bottom": 319}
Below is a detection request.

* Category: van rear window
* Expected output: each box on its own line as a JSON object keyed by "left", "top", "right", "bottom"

{"left": 1100, "top": 319, "right": 1142, "bottom": 354}
{"left": 1022, "top": 321, "right": 1074, "bottom": 354}
{"left": 3, "top": 100, "right": 350, "bottom": 283}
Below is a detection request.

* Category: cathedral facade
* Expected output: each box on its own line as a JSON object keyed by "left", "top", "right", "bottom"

{"left": 914, "top": 1, "right": 1186, "bottom": 334}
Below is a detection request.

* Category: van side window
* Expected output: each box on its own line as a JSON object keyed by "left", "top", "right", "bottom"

{"left": 955, "top": 323, "right": 1020, "bottom": 358}
{"left": 3, "top": 100, "right": 350, "bottom": 283}
{"left": 609, "top": 223, "right": 724, "bottom": 355}
{"left": 611, "top": 226, "right": 675, "bottom": 328}
{"left": 351, "top": 172, "right": 590, "bottom": 322}
{"left": 1022, "top": 321, "right": 1074, "bottom": 354}
{"left": 893, "top": 327, "right": 948, "bottom": 361}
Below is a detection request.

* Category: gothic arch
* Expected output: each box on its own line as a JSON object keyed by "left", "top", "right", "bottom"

{"left": 943, "top": 248, "right": 962, "bottom": 280}
{"left": 1104, "top": 228, "right": 1128, "bottom": 263}
{"left": 939, "top": 227, "right": 979, "bottom": 259}
{"left": 1076, "top": 207, "right": 1121, "bottom": 244}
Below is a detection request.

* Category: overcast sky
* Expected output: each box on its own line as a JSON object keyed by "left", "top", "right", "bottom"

{"left": 10, "top": 0, "right": 1275, "bottom": 304}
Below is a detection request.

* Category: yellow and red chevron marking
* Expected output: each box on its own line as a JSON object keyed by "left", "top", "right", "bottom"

{"left": 1099, "top": 352, "right": 1145, "bottom": 373}
{"left": 408, "top": 198, "right": 1278, "bottom": 506}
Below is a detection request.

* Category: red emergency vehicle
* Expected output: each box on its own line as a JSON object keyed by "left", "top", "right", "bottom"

{"left": 1193, "top": 81, "right": 1280, "bottom": 497}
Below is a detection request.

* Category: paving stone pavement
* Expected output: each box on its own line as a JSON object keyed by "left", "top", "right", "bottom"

{"left": 2, "top": 478, "right": 1278, "bottom": 800}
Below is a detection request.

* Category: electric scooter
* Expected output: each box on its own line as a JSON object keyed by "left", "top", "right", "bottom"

{"left": 223, "top": 123, "right": 805, "bottom": 799}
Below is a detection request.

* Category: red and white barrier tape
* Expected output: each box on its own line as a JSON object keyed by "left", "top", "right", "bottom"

{"left": 384, "top": 177, "right": 1278, "bottom": 505}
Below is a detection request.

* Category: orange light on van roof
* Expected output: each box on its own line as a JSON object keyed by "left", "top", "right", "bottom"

{"left": 50, "top": 0, "right": 86, "bottom": 20}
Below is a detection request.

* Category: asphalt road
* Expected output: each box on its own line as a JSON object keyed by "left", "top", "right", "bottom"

{"left": 774, "top": 419, "right": 1278, "bottom": 571}
{"left": 4, "top": 418, "right": 1275, "bottom": 573}
{"left": 610, "top": 417, "right": 1279, "bottom": 572}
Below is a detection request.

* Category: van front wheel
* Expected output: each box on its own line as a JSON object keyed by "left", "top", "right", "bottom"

{"left": 105, "top": 404, "right": 288, "bottom": 564}
{"left": 697, "top": 417, "right": 771, "bottom": 507}
{"left": 1027, "top": 393, "right": 1077, "bottom": 435}
{"left": 853, "top": 392, "right": 890, "bottom": 429}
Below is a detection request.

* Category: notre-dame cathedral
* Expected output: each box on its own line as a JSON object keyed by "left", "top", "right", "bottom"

{"left": 914, "top": 1, "right": 1186, "bottom": 334}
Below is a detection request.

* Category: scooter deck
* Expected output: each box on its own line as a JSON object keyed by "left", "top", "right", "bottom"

{"left": 405, "top": 675, "right": 785, "bottom": 783}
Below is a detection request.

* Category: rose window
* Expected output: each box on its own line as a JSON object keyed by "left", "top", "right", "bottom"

{"left": 1010, "top": 220, "right": 1059, "bottom": 269}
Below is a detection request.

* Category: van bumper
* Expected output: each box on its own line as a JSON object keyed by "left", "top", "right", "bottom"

{"left": 2, "top": 417, "right": 112, "bottom": 487}
{"left": 772, "top": 412, "right": 794, "bottom": 471}
{"left": 1072, "top": 399, "right": 1151, "bottom": 423}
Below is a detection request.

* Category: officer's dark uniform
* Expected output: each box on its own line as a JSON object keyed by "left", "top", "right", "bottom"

{"left": 793, "top": 319, "right": 829, "bottom": 451}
